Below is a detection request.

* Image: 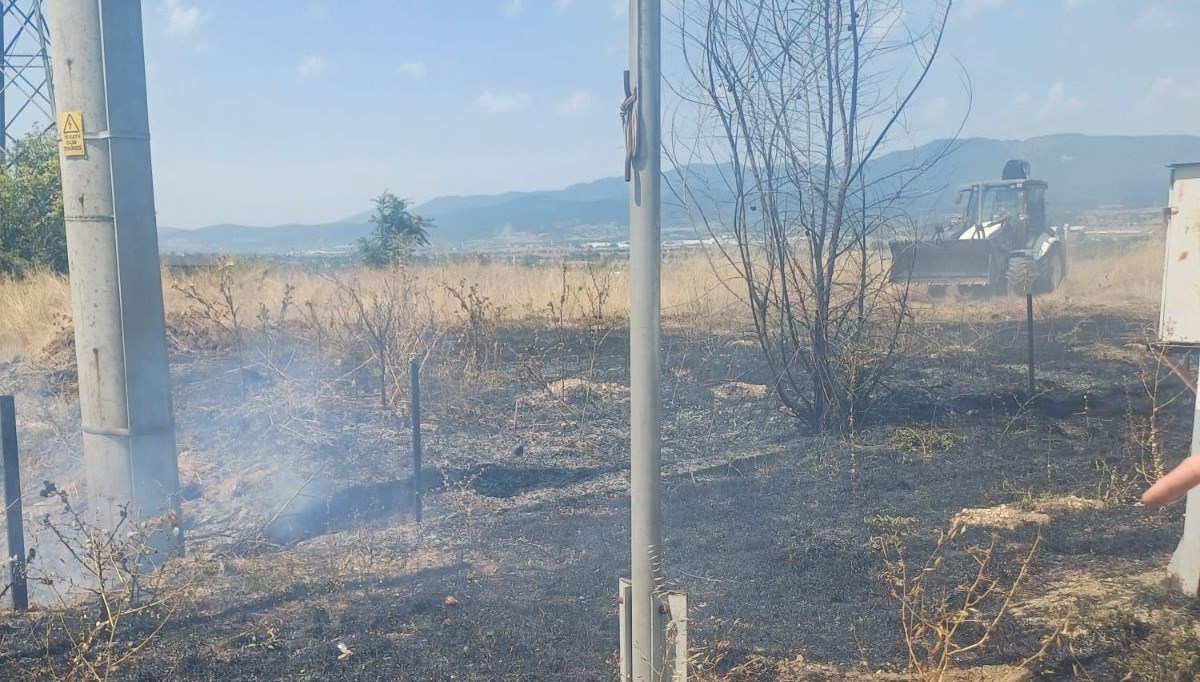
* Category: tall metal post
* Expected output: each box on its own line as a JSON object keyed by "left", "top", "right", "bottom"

{"left": 46, "top": 0, "right": 180, "bottom": 553}
{"left": 627, "top": 0, "right": 665, "bottom": 679}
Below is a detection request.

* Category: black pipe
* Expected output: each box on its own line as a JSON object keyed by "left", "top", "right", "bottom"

{"left": 410, "top": 358, "right": 422, "bottom": 524}
{"left": 1, "top": 396, "right": 28, "bottom": 611}
{"left": 1026, "top": 294, "right": 1036, "bottom": 394}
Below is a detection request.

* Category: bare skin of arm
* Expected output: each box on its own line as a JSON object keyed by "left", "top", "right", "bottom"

{"left": 1143, "top": 456, "right": 1200, "bottom": 508}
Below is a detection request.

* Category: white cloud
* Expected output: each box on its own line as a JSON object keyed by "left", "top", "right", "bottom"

{"left": 478, "top": 90, "right": 530, "bottom": 114}
{"left": 957, "top": 0, "right": 1009, "bottom": 20}
{"left": 1036, "top": 82, "right": 1081, "bottom": 119}
{"left": 1131, "top": 75, "right": 1200, "bottom": 123}
{"left": 1143, "top": 75, "right": 1200, "bottom": 105}
{"left": 163, "top": 0, "right": 202, "bottom": 37}
{"left": 502, "top": 0, "right": 524, "bottom": 16}
{"left": 554, "top": 0, "right": 574, "bottom": 8}
{"left": 1137, "top": 6, "right": 1176, "bottom": 32}
{"left": 557, "top": 90, "right": 593, "bottom": 116}
{"left": 866, "top": 5, "right": 906, "bottom": 42}
{"left": 297, "top": 56, "right": 328, "bottom": 80}
{"left": 397, "top": 60, "right": 427, "bottom": 79}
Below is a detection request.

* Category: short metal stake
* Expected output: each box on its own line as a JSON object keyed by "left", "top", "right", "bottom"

{"left": 1026, "top": 293, "right": 1036, "bottom": 394}
{"left": 618, "top": 581, "right": 687, "bottom": 682}
{"left": 619, "top": 578, "right": 633, "bottom": 682}
{"left": 410, "top": 357, "right": 422, "bottom": 524}
{"left": 666, "top": 591, "right": 689, "bottom": 682}
{"left": 1, "top": 396, "right": 28, "bottom": 611}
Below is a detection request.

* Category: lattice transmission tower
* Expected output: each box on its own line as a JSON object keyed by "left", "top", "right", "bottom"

{"left": 1, "top": 0, "right": 53, "bottom": 154}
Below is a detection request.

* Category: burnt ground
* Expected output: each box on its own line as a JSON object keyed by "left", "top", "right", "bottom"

{"left": 0, "top": 302, "right": 1197, "bottom": 680}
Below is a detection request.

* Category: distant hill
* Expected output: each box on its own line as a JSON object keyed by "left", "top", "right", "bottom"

{"left": 158, "top": 134, "right": 1200, "bottom": 254}
{"left": 158, "top": 220, "right": 374, "bottom": 254}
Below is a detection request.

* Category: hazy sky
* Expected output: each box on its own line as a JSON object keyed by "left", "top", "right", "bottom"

{"left": 121, "top": 0, "right": 1200, "bottom": 228}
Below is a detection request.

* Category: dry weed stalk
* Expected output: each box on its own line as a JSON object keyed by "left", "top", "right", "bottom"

{"left": 325, "top": 267, "right": 423, "bottom": 410}
{"left": 28, "top": 483, "right": 193, "bottom": 682}
{"left": 443, "top": 278, "right": 502, "bottom": 373}
{"left": 170, "top": 256, "right": 245, "bottom": 356}
{"left": 1122, "top": 339, "right": 1191, "bottom": 487}
{"left": 518, "top": 262, "right": 618, "bottom": 446}
{"left": 875, "top": 519, "right": 1040, "bottom": 681}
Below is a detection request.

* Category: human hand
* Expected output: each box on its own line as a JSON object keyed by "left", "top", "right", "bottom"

{"left": 1143, "top": 456, "right": 1200, "bottom": 508}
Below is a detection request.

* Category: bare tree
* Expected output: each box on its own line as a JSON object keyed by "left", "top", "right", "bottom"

{"left": 670, "top": 0, "right": 960, "bottom": 431}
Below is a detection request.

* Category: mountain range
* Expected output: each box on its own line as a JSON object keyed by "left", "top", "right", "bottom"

{"left": 158, "top": 134, "right": 1200, "bottom": 254}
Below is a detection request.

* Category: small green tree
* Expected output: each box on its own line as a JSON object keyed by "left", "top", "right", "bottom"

{"left": 357, "top": 191, "right": 431, "bottom": 268}
{"left": 0, "top": 132, "right": 66, "bottom": 276}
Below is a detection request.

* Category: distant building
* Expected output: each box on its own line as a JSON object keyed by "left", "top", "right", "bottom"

{"left": 161, "top": 253, "right": 221, "bottom": 274}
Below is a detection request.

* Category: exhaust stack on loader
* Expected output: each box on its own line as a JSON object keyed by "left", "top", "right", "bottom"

{"left": 889, "top": 159, "right": 1068, "bottom": 296}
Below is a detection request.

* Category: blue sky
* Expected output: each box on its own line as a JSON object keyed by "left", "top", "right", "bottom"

{"left": 126, "top": 0, "right": 1200, "bottom": 228}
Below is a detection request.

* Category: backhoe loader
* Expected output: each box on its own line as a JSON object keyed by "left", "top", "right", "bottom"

{"left": 889, "top": 160, "right": 1067, "bottom": 296}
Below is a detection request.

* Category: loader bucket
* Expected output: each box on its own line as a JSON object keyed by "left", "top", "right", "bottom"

{"left": 888, "top": 239, "right": 995, "bottom": 286}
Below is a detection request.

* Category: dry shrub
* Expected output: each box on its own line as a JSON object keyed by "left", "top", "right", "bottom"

{"left": 321, "top": 267, "right": 429, "bottom": 409}
{"left": 873, "top": 519, "right": 1047, "bottom": 681}
{"left": 21, "top": 483, "right": 194, "bottom": 682}
{"left": 443, "top": 278, "right": 503, "bottom": 372}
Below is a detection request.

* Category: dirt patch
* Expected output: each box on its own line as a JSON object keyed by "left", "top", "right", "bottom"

{"left": 1028, "top": 495, "right": 1106, "bottom": 514}
{"left": 955, "top": 505, "right": 1050, "bottom": 530}
{"left": 545, "top": 376, "right": 627, "bottom": 402}
{"left": 713, "top": 381, "right": 768, "bottom": 401}
{"left": 433, "top": 463, "right": 615, "bottom": 498}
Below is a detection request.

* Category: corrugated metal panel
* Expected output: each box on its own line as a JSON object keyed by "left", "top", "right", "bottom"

{"left": 1160, "top": 163, "right": 1200, "bottom": 345}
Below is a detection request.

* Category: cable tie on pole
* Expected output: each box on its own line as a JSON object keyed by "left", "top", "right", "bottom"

{"left": 621, "top": 69, "right": 639, "bottom": 182}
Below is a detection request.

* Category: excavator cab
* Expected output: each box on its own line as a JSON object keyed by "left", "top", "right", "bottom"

{"left": 889, "top": 159, "right": 1064, "bottom": 295}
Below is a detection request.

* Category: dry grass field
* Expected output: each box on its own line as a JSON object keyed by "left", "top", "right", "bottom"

{"left": 0, "top": 234, "right": 1194, "bottom": 682}
{"left": 0, "top": 235, "right": 1164, "bottom": 363}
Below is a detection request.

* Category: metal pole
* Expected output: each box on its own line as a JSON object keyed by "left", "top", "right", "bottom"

{"left": 1, "top": 396, "right": 28, "bottom": 611}
{"left": 1, "top": 6, "right": 7, "bottom": 151}
{"left": 46, "top": 0, "right": 180, "bottom": 553}
{"left": 628, "top": 0, "right": 664, "bottom": 679}
{"left": 1169, "top": 357, "right": 1200, "bottom": 595}
{"left": 410, "top": 356, "right": 422, "bottom": 524}
{"left": 1026, "top": 293, "right": 1035, "bottom": 394}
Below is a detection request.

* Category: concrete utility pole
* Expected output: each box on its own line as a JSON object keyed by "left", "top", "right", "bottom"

{"left": 46, "top": 0, "right": 180, "bottom": 551}
{"left": 626, "top": 0, "right": 665, "bottom": 679}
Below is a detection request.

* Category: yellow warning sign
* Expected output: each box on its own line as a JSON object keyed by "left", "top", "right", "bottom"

{"left": 59, "top": 111, "right": 85, "bottom": 157}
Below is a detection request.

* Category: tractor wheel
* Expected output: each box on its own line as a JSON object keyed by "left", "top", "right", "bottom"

{"left": 1006, "top": 256, "right": 1036, "bottom": 296}
{"left": 1034, "top": 248, "right": 1066, "bottom": 294}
